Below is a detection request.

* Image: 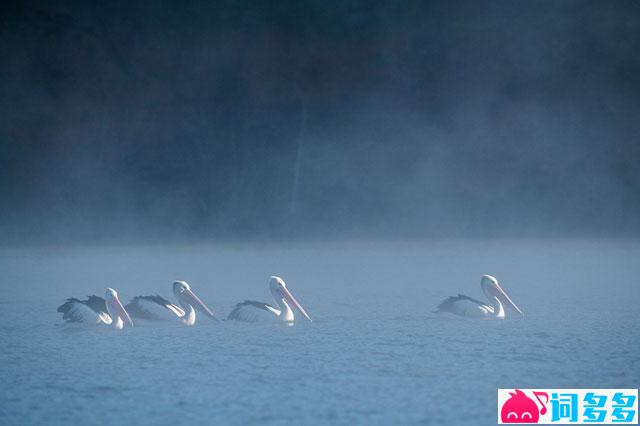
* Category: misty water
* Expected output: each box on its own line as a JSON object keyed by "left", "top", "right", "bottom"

{"left": 1, "top": 240, "right": 638, "bottom": 425}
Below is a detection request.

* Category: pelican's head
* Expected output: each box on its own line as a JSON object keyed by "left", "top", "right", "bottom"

{"left": 481, "top": 275, "right": 523, "bottom": 316}
{"left": 105, "top": 287, "right": 118, "bottom": 299}
{"left": 268, "top": 276, "right": 287, "bottom": 291}
{"left": 172, "top": 280, "right": 216, "bottom": 319}
{"left": 104, "top": 287, "right": 134, "bottom": 328}
{"left": 269, "top": 276, "right": 312, "bottom": 322}
{"left": 173, "top": 280, "right": 191, "bottom": 296}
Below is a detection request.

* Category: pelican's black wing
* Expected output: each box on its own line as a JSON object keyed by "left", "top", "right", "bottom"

{"left": 436, "top": 294, "right": 488, "bottom": 312}
{"left": 227, "top": 300, "right": 278, "bottom": 321}
{"left": 125, "top": 295, "right": 184, "bottom": 320}
{"left": 85, "top": 295, "right": 108, "bottom": 313}
{"left": 57, "top": 296, "right": 108, "bottom": 323}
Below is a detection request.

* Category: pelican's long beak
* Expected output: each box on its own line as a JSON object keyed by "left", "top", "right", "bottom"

{"left": 495, "top": 284, "right": 523, "bottom": 316}
{"left": 280, "top": 286, "right": 312, "bottom": 322}
{"left": 181, "top": 287, "right": 216, "bottom": 319}
{"left": 110, "top": 296, "right": 134, "bottom": 327}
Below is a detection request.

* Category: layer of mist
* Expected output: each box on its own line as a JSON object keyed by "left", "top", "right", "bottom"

{"left": 2, "top": 1, "right": 639, "bottom": 244}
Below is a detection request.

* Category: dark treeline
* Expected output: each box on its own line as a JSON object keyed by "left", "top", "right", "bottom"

{"left": 1, "top": 0, "right": 639, "bottom": 243}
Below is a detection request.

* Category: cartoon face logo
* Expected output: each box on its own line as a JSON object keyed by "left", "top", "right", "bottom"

{"left": 501, "top": 389, "right": 548, "bottom": 423}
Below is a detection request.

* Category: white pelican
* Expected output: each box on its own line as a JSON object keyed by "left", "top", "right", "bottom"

{"left": 57, "top": 288, "right": 134, "bottom": 329}
{"left": 436, "top": 275, "right": 523, "bottom": 319}
{"left": 227, "top": 276, "right": 312, "bottom": 323}
{"left": 125, "top": 281, "right": 215, "bottom": 326}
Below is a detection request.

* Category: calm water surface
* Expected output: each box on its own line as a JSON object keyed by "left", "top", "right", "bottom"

{"left": 1, "top": 240, "right": 638, "bottom": 425}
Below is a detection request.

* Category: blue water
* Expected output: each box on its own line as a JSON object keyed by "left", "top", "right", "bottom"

{"left": 1, "top": 240, "right": 638, "bottom": 425}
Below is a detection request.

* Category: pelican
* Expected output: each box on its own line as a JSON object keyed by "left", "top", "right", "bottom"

{"left": 125, "top": 281, "right": 216, "bottom": 325}
{"left": 57, "top": 288, "right": 134, "bottom": 329}
{"left": 436, "top": 275, "right": 523, "bottom": 319}
{"left": 227, "top": 276, "right": 312, "bottom": 323}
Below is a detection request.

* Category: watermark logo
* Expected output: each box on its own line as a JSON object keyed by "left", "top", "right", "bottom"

{"left": 498, "top": 389, "right": 638, "bottom": 424}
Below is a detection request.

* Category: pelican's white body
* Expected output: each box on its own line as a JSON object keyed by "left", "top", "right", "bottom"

{"left": 227, "top": 302, "right": 283, "bottom": 322}
{"left": 443, "top": 295, "right": 505, "bottom": 319}
{"left": 64, "top": 301, "right": 112, "bottom": 324}
{"left": 135, "top": 298, "right": 185, "bottom": 320}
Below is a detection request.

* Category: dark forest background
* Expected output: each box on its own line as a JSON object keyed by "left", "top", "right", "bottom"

{"left": 1, "top": 0, "right": 639, "bottom": 244}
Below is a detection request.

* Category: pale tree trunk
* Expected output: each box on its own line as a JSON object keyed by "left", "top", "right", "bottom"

{"left": 289, "top": 94, "right": 307, "bottom": 216}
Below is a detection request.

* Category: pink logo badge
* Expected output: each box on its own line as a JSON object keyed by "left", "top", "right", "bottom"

{"left": 500, "top": 389, "right": 548, "bottom": 423}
